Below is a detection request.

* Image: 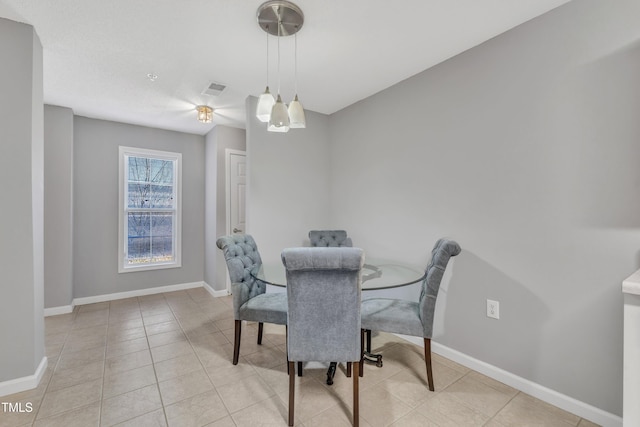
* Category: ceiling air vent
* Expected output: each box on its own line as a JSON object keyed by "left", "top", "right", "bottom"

{"left": 202, "top": 82, "right": 227, "bottom": 96}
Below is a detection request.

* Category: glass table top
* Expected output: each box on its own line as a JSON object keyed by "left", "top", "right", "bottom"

{"left": 251, "top": 258, "right": 425, "bottom": 290}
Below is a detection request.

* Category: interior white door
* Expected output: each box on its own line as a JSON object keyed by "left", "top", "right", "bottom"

{"left": 228, "top": 152, "right": 246, "bottom": 236}
{"left": 225, "top": 150, "right": 247, "bottom": 293}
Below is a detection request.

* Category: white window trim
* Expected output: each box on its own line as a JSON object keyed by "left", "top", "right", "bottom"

{"left": 118, "top": 146, "right": 182, "bottom": 273}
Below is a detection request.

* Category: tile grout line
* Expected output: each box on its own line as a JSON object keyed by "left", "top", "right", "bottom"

{"left": 141, "top": 293, "right": 171, "bottom": 427}
{"left": 481, "top": 390, "right": 521, "bottom": 426}
{"left": 30, "top": 307, "right": 78, "bottom": 426}
{"left": 174, "top": 289, "right": 239, "bottom": 425}
{"left": 196, "top": 290, "right": 270, "bottom": 425}
{"left": 98, "top": 301, "right": 112, "bottom": 427}
{"left": 433, "top": 370, "right": 483, "bottom": 424}
{"left": 102, "top": 297, "right": 161, "bottom": 426}
{"left": 154, "top": 289, "right": 238, "bottom": 424}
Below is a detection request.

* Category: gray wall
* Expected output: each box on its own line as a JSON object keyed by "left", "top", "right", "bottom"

{"left": 204, "top": 129, "right": 217, "bottom": 288}
{"left": 245, "top": 96, "right": 332, "bottom": 264}
{"left": 44, "top": 105, "right": 74, "bottom": 308}
{"left": 204, "top": 125, "right": 246, "bottom": 290}
{"left": 328, "top": 0, "right": 640, "bottom": 416}
{"left": 73, "top": 117, "right": 205, "bottom": 298}
{"left": 0, "top": 18, "right": 45, "bottom": 382}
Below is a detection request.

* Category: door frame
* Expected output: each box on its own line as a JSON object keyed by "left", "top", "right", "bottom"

{"left": 224, "top": 148, "right": 247, "bottom": 294}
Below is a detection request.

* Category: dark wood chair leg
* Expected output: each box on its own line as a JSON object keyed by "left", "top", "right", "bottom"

{"left": 346, "top": 362, "right": 352, "bottom": 377}
{"left": 424, "top": 338, "right": 434, "bottom": 391}
{"left": 297, "top": 361, "right": 303, "bottom": 377}
{"left": 257, "top": 322, "right": 264, "bottom": 345}
{"left": 288, "top": 361, "right": 295, "bottom": 426}
{"left": 233, "top": 320, "right": 241, "bottom": 365}
{"left": 353, "top": 361, "right": 360, "bottom": 427}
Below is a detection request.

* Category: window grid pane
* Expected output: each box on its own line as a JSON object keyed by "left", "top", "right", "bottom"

{"left": 126, "top": 212, "right": 175, "bottom": 265}
{"left": 127, "top": 156, "right": 175, "bottom": 209}
{"left": 124, "top": 152, "right": 178, "bottom": 268}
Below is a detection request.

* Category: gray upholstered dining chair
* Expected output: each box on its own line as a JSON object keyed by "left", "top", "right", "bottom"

{"left": 360, "top": 238, "right": 461, "bottom": 392}
{"left": 282, "top": 247, "right": 365, "bottom": 427}
{"left": 216, "top": 234, "right": 288, "bottom": 365}
{"left": 309, "top": 229, "right": 355, "bottom": 384}
{"left": 309, "top": 229, "right": 353, "bottom": 247}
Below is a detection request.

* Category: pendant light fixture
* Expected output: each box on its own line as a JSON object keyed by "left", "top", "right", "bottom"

{"left": 256, "top": 1, "right": 305, "bottom": 133}
{"left": 255, "top": 31, "right": 275, "bottom": 122}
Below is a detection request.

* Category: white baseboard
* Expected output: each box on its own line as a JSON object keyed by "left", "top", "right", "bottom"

{"left": 44, "top": 281, "right": 231, "bottom": 316}
{"left": 0, "top": 356, "right": 48, "bottom": 398}
{"left": 396, "top": 335, "right": 622, "bottom": 427}
{"left": 43, "top": 305, "right": 74, "bottom": 317}
{"left": 203, "top": 282, "right": 229, "bottom": 298}
{"left": 72, "top": 281, "right": 205, "bottom": 306}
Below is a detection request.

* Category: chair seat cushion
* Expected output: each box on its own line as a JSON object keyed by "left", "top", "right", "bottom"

{"left": 239, "top": 292, "right": 288, "bottom": 325}
{"left": 361, "top": 298, "right": 424, "bottom": 338}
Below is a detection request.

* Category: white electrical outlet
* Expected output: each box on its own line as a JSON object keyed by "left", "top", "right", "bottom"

{"left": 487, "top": 299, "right": 500, "bottom": 319}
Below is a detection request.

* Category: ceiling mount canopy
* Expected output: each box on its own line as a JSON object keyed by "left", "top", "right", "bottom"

{"left": 257, "top": 1, "right": 304, "bottom": 37}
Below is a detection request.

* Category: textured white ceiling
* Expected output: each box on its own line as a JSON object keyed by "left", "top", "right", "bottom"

{"left": 0, "top": 0, "right": 571, "bottom": 135}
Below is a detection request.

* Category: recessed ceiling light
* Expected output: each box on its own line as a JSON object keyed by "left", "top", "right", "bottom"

{"left": 146, "top": 73, "right": 158, "bottom": 82}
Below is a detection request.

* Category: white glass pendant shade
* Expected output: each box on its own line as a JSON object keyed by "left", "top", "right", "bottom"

{"left": 256, "top": 87, "right": 275, "bottom": 122}
{"left": 288, "top": 94, "right": 306, "bottom": 128}
{"left": 268, "top": 94, "right": 290, "bottom": 132}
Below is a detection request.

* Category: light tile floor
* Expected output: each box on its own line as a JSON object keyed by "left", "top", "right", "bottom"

{"left": 0, "top": 289, "right": 601, "bottom": 427}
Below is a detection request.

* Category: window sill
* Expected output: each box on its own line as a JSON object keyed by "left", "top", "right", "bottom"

{"left": 118, "top": 261, "right": 181, "bottom": 274}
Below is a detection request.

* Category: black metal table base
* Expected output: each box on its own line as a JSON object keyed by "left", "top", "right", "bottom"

{"left": 326, "top": 362, "right": 337, "bottom": 385}
{"left": 363, "top": 351, "right": 383, "bottom": 367}
{"left": 363, "top": 329, "right": 383, "bottom": 367}
{"left": 324, "top": 330, "right": 383, "bottom": 385}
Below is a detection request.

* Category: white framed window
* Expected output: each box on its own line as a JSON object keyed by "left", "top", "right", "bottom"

{"left": 118, "top": 146, "right": 182, "bottom": 273}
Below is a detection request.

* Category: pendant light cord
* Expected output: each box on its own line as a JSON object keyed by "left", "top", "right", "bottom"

{"left": 294, "top": 32, "right": 298, "bottom": 95}
{"left": 277, "top": 19, "right": 281, "bottom": 95}
{"left": 265, "top": 30, "right": 269, "bottom": 87}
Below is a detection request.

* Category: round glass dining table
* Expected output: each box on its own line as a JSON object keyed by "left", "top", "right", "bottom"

{"left": 250, "top": 257, "right": 426, "bottom": 384}
{"left": 250, "top": 259, "right": 426, "bottom": 290}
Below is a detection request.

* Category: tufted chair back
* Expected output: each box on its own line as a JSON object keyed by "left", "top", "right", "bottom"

{"left": 216, "top": 234, "right": 266, "bottom": 318}
{"left": 309, "top": 230, "right": 353, "bottom": 247}
{"left": 283, "top": 247, "right": 364, "bottom": 363}
{"left": 418, "top": 239, "right": 461, "bottom": 337}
